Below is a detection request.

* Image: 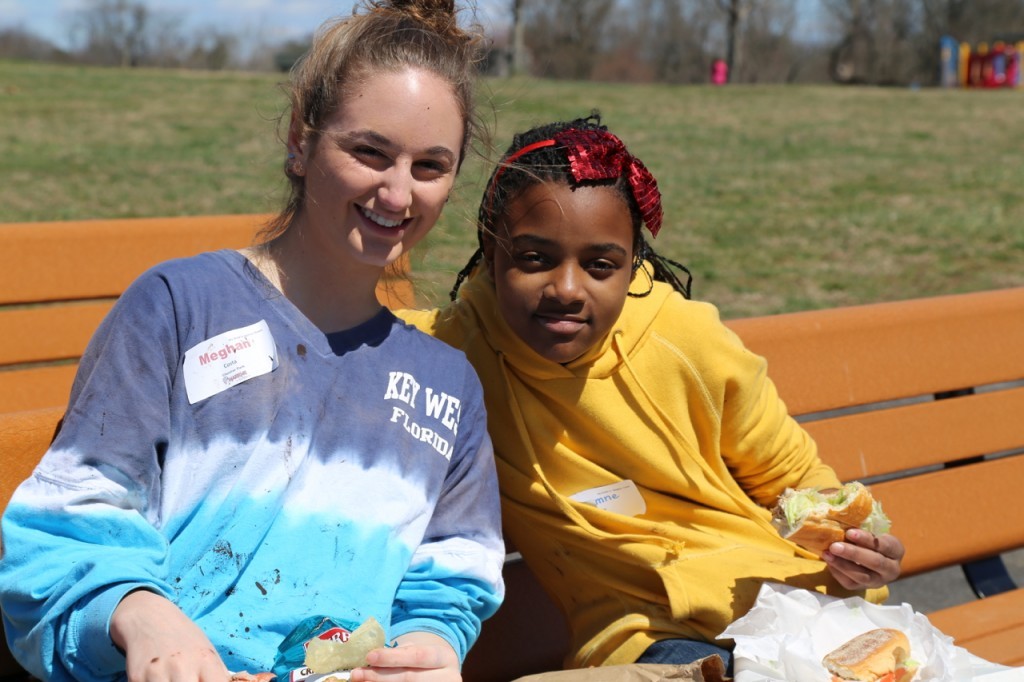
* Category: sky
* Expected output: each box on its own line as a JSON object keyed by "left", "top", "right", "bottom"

{"left": 2, "top": 0, "right": 827, "bottom": 52}
{"left": 1, "top": 0, "right": 509, "bottom": 50}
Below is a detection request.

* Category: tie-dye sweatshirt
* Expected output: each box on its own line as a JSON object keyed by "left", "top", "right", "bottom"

{"left": 0, "top": 250, "right": 504, "bottom": 682}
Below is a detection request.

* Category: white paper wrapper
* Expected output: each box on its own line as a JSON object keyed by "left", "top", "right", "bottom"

{"left": 718, "top": 582, "right": 1023, "bottom": 681}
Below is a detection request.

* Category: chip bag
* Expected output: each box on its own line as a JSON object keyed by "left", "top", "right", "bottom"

{"left": 272, "top": 615, "right": 388, "bottom": 682}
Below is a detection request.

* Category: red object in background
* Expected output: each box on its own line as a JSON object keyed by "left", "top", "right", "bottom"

{"left": 983, "top": 44, "right": 999, "bottom": 86}
{"left": 1006, "top": 46, "right": 1020, "bottom": 87}
{"left": 967, "top": 49, "right": 983, "bottom": 86}
{"left": 962, "top": 42, "right": 1020, "bottom": 88}
{"left": 711, "top": 59, "right": 728, "bottom": 85}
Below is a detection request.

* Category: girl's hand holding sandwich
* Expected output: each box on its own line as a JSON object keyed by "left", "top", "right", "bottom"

{"left": 823, "top": 528, "right": 905, "bottom": 590}
{"left": 772, "top": 482, "right": 906, "bottom": 590}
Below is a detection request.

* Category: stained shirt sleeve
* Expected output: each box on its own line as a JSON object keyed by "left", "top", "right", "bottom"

{"left": 386, "top": 358, "right": 505, "bottom": 662}
{"left": 0, "top": 270, "right": 181, "bottom": 682}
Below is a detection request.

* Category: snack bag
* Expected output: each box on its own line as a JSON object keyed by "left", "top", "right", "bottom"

{"left": 272, "top": 615, "right": 387, "bottom": 682}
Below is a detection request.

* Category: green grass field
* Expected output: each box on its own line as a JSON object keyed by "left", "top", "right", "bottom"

{"left": 3, "top": 60, "right": 1022, "bottom": 317}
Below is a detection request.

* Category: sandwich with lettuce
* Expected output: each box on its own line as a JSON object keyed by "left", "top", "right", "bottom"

{"left": 771, "top": 481, "right": 891, "bottom": 555}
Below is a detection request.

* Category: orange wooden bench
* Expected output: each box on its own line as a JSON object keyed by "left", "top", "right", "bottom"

{"left": 2, "top": 270, "right": 1023, "bottom": 678}
{"left": 0, "top": 215, "right": 414, "bottom": 414}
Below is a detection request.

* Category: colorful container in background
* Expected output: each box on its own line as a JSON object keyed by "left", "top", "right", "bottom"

{"left": 942, "top": 35, "right": 1022, "bottom": 88}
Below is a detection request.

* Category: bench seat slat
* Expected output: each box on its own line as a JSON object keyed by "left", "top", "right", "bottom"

{"left": 0, "top": 407, "right": 63, "bottom": 511}
{"left": 806, "top": 386, "right": 1024, "bottom": 481}
{"left": 726, "top": 287, "right": 1024, "bottom": 415}
{"left": 0, "top": 302, "right": 113, "bottom": 367}
{"left": 870, "top": 455, "right": 1024, "bottom": 576}
{"left": 926, "top": 588, "right": 1024, "bottom": 666}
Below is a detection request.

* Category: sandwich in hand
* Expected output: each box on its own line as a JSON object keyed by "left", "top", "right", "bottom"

{"left": 823, "top": 627, "right": 918, "bottom": 681}
{"left": 771, "top": 481, "right": 891, "bottom": 555}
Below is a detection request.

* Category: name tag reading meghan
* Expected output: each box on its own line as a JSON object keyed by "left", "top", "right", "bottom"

{"left": 183, "top": 320, "right": 278, "bottom": 404}
{"left": 570, "top": 480, "right": 647, "bottom": 517}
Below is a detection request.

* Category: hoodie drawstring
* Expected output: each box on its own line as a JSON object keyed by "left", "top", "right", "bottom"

{"left": 495, "top": 351, "right": 684, "bottom": 557}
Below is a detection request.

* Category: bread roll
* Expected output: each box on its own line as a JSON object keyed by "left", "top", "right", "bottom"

{"left": 823, "top": 627, "right": 917, "bottom": 681}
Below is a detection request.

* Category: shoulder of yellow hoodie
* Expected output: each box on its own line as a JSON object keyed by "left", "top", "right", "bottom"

{"left": 394, "top": 306, "right": 438, "bottom": 332}
{"left": 395, "top": 304, "right": 472, "bottom": 349}
{"left": 623, "top": 282, "right": 756, "bottom": 386}
{"left": 655, "top": 287, "right": 848, "bottom": 496}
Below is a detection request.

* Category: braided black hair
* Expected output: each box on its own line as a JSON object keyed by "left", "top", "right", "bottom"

{"left": 449, "top": 112, "right": 692, "bottom": 301}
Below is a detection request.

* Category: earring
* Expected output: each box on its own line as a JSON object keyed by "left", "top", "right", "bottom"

{"left": 286, "top": 153, "right": 305, "bottom": 177}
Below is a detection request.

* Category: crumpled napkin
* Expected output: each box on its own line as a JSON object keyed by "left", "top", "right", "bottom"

{"left": 718, "top": 582, "right": 1021, "bottom": 681}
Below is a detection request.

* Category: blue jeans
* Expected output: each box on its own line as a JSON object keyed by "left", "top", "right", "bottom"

{"left": 635, "top": 638, "right": 734, "bottom": 676}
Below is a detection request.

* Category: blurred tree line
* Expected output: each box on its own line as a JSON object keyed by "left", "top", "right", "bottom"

{"left": 499, "top": 0, "right": 1024, "bottom": 85}
{"left": 0, "top": 0, "right": 276, "bottom": 71}
{"left": 3, "top": 0, "right": 1024, "bottom": 85}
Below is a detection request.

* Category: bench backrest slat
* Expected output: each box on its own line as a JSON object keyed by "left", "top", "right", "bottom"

{"left": 726, "top": 287, "right": 1024, "bottom": 416}
{"left": 804, "top": 386, "right": 1024, "bottom": 481}
{"left": 0, "top": 303, "right": 113, "bottom": 366}
{"left": 1, "top": 215, "right": 413, "bottom": 308}
{"left": 0, "top": 216, "right": 269, "bottom": 304}
{"left": 871, "top": 454, "right": 1024, "bottom": 576}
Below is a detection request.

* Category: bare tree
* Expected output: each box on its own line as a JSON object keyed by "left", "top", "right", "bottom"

{"left": 510, "top": 0, "right": 526, "bottom": 75}
{"left": 919, "top": 0, "right": 1024, "bottom": 43}
{"left": 518, "top": 0, "right": 812, "bottom": 85}
{"left": 715, "top": 0, "right": 747, "bottom": 81}
{"left": 822, "top": 0, "right": 920, "bottom": 84}
{"left": 520, "top": 0, "right": 616, "bottom": 80}
{"left": 142, "top": 12, "right": 190, "bottom": 68}
{"left": 740, "top": 0, "right": 802, "bottom": 82}
{"left": 707, "top": 0, "right": 799, "bottom": 83}
{"left": 0, "top": 28, "right": 61, "bottom": 60}
{"left": 66, "top": 0, "right": 242, "bottom": 69}
{"left": 71, "top": 0, "right": 151, "bottom": 67}
{"left": 627, "top": 0, "right": 717, "bottom": 83}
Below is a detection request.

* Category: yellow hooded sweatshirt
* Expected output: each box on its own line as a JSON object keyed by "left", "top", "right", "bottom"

{"left": 399, "top": 266, "right": 887, "bottom": 668}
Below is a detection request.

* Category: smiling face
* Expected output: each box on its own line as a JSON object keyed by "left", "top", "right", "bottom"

{"left": 291, "top": 67, "right": 463, "bottom": 269}
{"left": 484, "top": 181, "right": 638, "bottom": 364}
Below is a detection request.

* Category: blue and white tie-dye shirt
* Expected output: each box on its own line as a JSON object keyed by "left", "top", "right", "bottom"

{"left": 0, "top": 250, "right": 505, "bottom": 682}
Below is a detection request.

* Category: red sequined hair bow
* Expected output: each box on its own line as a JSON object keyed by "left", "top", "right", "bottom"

{"left": 494, "top": 128, "right": 663, "bottom": 237}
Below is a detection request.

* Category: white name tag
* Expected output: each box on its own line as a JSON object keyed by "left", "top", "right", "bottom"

{"left": 570, "top": 480, "right": 647, "bottom": 517}
{"left": 183, "top": 320, "right": 278, "bottom": 404}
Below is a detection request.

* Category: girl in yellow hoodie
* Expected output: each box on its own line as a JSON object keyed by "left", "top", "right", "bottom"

{"left": 399, "top": 114, "right": 905, "bottom": 674}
